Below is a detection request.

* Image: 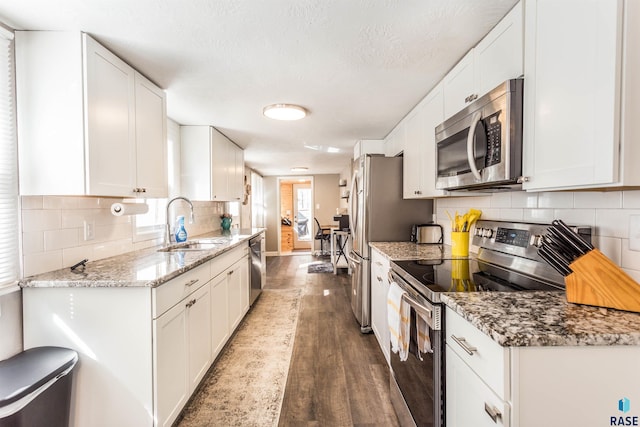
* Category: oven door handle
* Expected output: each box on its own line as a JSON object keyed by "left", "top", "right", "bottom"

{"left": 401, "top": 293, "right": 434, "bottom": 328}
{"left": 466, "top": 111, "right": 483, "bottom": 181}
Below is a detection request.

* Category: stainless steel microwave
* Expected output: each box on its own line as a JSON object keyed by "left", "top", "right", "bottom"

{"left": 435, "top": 78, "right": 524, "bottom": 191}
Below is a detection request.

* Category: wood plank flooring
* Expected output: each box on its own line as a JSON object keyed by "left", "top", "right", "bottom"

{"left": 267, "top": 255, "right": 399, "bottom": 427}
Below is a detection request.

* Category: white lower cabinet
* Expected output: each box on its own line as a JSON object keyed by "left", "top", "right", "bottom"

{"left": 446, "top": 307, "right": 640, "bottom": 427}
{"left": 22, "top": 242, "right": 253, "bottom": 427}
{"left": 210, "top": 272, "right": 230, "bottom": 359}
{"left": 370, "top": 248, "right": 390, "bottom": 364}
{"left": 446, "top": 348, "right": 510, "bottom": 427}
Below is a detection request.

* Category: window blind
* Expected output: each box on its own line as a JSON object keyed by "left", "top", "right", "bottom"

{"left": 0, "top": 26, "right": 19, "bottom": 290}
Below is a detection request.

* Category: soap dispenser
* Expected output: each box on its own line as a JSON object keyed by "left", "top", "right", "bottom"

{"left": 175, "top": 215, "right": 188, "bottom": 243}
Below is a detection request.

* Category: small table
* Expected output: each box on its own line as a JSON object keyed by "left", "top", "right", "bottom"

{"left": 330, "top": 229, "right": 351, "bottom": 274}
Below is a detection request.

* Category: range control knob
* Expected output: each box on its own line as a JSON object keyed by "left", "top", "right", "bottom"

{"left": 530, "top": 234, "right": 543, "bottom": 247}
{"left": 482, "top": 228, "right": 494, "bottom": 238}
{"left": 475, "top": 228, "right": 484, "bottom": 237}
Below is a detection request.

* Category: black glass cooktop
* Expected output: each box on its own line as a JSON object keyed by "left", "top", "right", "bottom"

{"left": 391, "top": 258, "right": 564, "bottom": 302}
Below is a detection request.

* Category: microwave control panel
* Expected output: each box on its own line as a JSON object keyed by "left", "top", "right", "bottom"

{"left": 484, "top": 114, "right": 502, "bottom": 167}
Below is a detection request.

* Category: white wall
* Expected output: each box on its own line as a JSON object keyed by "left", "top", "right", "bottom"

{"left": 435, "top": 190, "right": 640, "bottom": 281}
{"left": 0, "top": 291, "right": 22, "bottom": 360}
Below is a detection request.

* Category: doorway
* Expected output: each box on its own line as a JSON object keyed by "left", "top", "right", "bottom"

{"left": 279, "top": 177, "right": 313, "bottom": 255}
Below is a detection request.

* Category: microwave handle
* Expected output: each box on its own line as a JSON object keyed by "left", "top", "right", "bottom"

{"left": 466, "top": 111, "right": 483, "bottom": 181}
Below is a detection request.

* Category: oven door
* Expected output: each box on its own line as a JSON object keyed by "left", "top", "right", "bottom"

{"left": 389, "top": 273, "right": 443, "bottom": 427}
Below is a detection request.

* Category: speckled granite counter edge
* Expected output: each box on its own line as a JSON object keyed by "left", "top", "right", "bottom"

{"left": 20, "top": 229, "right": 265, "bottom": 289}
{"left": 441, "top": 292, "right": 640, "bottom": 347}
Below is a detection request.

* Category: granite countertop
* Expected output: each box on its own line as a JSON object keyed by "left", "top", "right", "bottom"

{"left": 369, "top": 241, "right": 456, "bottom": 260}
{"left": 442, "top": 291, "right": 640, "bottom": 347}
{"left": 20, "top": 228, "right": 265, "bottom": 289}
{"left": 371, "top": 241, "right": 640, "bottom": 347}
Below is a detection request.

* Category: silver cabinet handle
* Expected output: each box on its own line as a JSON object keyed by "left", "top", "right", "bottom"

{"left": 184, "top": 279, "right": 199, "bottom": 287}
{"left": 376, "top": 275, "right": 383, "bottom": 283}
{"left": 374, "top": 261, "right": 383, "bottom": 267}
{"left": 227, "top": 270, "right": 234, "bottom": 275}
{"left": 451, "top": 334, "right": 477, "bottom": 356}
{"left": 185, "top": 298, "right": 197, "bottom": 308}
{"left": 484, "top": 403, "right": 502, "bottom": 423}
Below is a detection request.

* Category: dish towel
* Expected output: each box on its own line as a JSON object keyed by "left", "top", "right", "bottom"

{"left": 388, "top": 281, "right": 410, "bottom": 361}
{"left": 415, "top": 311, "right": 433, "bottom": 361}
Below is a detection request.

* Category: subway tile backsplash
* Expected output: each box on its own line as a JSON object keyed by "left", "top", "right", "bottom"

{"left": 21, "top": 196, "right": 226, "bottom": 277}
{"left": 435, "top": 190, "right": 640, "bottom": 281}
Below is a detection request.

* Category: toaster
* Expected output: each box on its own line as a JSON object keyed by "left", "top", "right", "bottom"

{"left": 411, "top": 223, "right": 443, "bottom": 244}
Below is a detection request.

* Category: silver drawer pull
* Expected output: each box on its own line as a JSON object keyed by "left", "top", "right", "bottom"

{"left": 227, "top": 270, "right": 234, "bottom": 276}
{"left": 376, "top": 275, "right": 383, "bottom": 282}
{"left": 185, "top": 299, "right": 197, "bottom": 308}
{"left": 374, "top": 261, "right": 383, "bottom": 267}
{"left": 184, "top": 279, "right": 199, "bottom": 287}
{"left": 484, "top": 403, "right": 502, "bottom": 423}
{"left": 451, "top": 334, "right": 477, "bottom": 356}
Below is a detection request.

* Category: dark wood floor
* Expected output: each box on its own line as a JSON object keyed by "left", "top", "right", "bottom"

{"left": 266, "top": 255, "right": 399, "bottom": 427}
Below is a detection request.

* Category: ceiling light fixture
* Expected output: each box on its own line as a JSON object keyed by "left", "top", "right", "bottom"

{"left": 290, "top": 167, "right": 308, "bottom": 172}
{"left": 263, "top": 104, "right": 308, "bottom": 120}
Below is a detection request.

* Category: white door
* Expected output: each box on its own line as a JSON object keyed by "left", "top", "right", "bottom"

{"left": 292, "top": 183, "right": 312, "bottom": 250}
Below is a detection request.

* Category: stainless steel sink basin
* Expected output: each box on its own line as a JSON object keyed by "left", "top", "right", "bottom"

{"left": 157, "top": 241, "right": 223, "bottom": 252}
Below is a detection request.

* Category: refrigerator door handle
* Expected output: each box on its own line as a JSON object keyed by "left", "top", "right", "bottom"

{"left": 348, "top": 172, "right": 358, "bottom": 234}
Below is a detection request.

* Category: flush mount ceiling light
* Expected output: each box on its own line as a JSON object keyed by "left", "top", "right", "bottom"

{"left": 290, "top": 167, "right": 308, "bottom": 172}
{"left": 263, "top": 104, "right": 307, "bottom": 120}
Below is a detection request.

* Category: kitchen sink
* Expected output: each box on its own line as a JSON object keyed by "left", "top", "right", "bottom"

{"left": 157, "top": 241, "right": 224, "bottom": 252}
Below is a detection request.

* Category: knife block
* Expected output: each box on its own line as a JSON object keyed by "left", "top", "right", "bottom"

{"left": 564, "top": 249, "right": 640, "bottom": 313}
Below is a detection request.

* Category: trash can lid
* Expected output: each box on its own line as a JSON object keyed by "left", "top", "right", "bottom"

{"left": 0, "top": 346, "right": 78, "bottom": 407}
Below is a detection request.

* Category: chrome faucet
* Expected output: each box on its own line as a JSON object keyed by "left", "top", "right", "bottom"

{"left": 166, "top": 196, "right": 194, "bottom": 245}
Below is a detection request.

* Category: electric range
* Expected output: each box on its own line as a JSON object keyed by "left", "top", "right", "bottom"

{"left": 387, "top": 220, "right": 591, "bottom": 427}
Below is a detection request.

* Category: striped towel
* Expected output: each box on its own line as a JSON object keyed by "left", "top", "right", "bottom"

{"left": 416, "top": 311, "right": 433, "bottom": 361}
{"left": 388, "top": 281, "right": 410, "bottom": 361}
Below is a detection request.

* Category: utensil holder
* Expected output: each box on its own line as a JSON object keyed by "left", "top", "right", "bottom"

{"left": 565, "top": 249, "right": 640, "bottom": 313}
{"left": 451, "top": 232, "right": 469, "bottom": 257}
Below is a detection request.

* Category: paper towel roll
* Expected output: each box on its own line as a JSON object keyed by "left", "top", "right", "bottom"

{"left": 110, "top": 202, "right": 149, "bottom": 216}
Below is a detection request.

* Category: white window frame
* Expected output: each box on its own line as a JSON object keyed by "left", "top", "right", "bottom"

{"left": 0, "top": 23, "right": 20, "bottom": 294}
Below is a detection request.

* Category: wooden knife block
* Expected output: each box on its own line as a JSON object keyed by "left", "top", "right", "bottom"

{"left": 564, "top": 249, "right": 640, "bottom": 313}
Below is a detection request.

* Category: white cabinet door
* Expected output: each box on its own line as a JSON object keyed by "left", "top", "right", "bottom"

{"left": 84, "top": 34, "right": 136, "bottom": 196}
{"left": 384, "top": 127, "right": 404, "bottom": 157}
{"left": 403, "top": 108, "right": 424, "bottom": 199}
{"left": 443, "top": 50, "right": 476, "bottom": 120}
{"left": 210, "top": 272, "right": 230, "bottom": 359}
{"left": 211, "top": 128, "right": 230, "bottom": 201}
{"left": 227, "top": 260, "right": 244, "bottom": 331}
{"left": 474, "top": 1, "right": 523, "bottom": 96}
{"left": 187, "top": 282, "right": 212, "bottom": 392}
{"left": 446, "top": 346, "right": 511, "bottom": 427}
{"left": 154, "top": 300, "right": 189, "bottom": 427}
{"left": 228, "top": 142, "right": 244, "bottom": 202}
{"left": 239, "top": 255, "right": 250, "bottom": 315}
{"left": 134, "top": 72, "right": 168, "bottom": 198}
{"left": 181, "top": 125, "right": 213, "bottom": 200}
{"left": 370, "top": 249, "right": 390, "bottom": 364}
{"left": 421, "top": 84, "right": 446, "bottom": 198}
{"left": 522, "top": 0, "right": 624, "bottom": 190}
{"left": 443, "top": 2, "right": 523, "bottom": 121}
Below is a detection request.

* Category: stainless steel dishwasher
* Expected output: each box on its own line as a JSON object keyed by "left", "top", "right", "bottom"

{"left": 249, "top": 235, "right": 263, "bottom": 305}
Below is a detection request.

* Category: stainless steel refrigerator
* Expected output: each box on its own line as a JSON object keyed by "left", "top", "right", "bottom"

{"left": 347, "top": 155, "right": 433, "bottom": 332}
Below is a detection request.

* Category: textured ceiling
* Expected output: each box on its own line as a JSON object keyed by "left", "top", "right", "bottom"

{"left": 0, "top": 0, "right": 518, "bottom": 177}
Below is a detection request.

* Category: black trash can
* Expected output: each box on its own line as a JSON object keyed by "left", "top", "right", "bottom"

{"left": 0, "top": 346, "right": 78, "bottom": 427}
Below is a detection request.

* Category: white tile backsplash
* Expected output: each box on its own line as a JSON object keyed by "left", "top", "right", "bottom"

{"left": 434, "top": 189, "right": 640, "bottom": 275}
{"left": 20, "top": 196, "right": 226, "bottom": 277}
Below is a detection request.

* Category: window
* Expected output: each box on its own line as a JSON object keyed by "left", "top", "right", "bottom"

{"left": 0, "top": 24, "right": 19, "bottom": 292}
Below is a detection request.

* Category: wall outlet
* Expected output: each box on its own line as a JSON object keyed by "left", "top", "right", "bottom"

{"left": 84, "top": 220, "right": 95, "bottom": 241}
{"left": 630, "top": 215, "right": 640, "bottom": 252}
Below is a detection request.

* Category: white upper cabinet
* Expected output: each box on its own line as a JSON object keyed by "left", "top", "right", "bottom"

{"left": 443, "top": 1, "right": 523, "bottom": 120}
{"left": 16, "top": 32, "right": 167, "bottom": 197}
{"left": 403, "top": 83, "right": 445, "bottom": 199}
{"left": 181, "top": 125, "right": 244, "bottom": 201}
{"left": 384, "top": 127, "right": 404, "bottom": 157}
{"left": 522, "top": 0, "right": 640, "bottom": 191}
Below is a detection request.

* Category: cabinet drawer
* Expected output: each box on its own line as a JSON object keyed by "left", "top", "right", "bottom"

{"left": 211, "top": 245, "right": 246, "bottom": 278}
{"left": 370, "top": 250, "right": 390, "bottom": 282}
{"left": 154, "top": 262, "right": 210, "bottom": 318}
{"left": 446, "top": 309, "right": 510, "bottom": 399}
{"left": 446, "top": 345, "right": 511, "bottom": 427}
